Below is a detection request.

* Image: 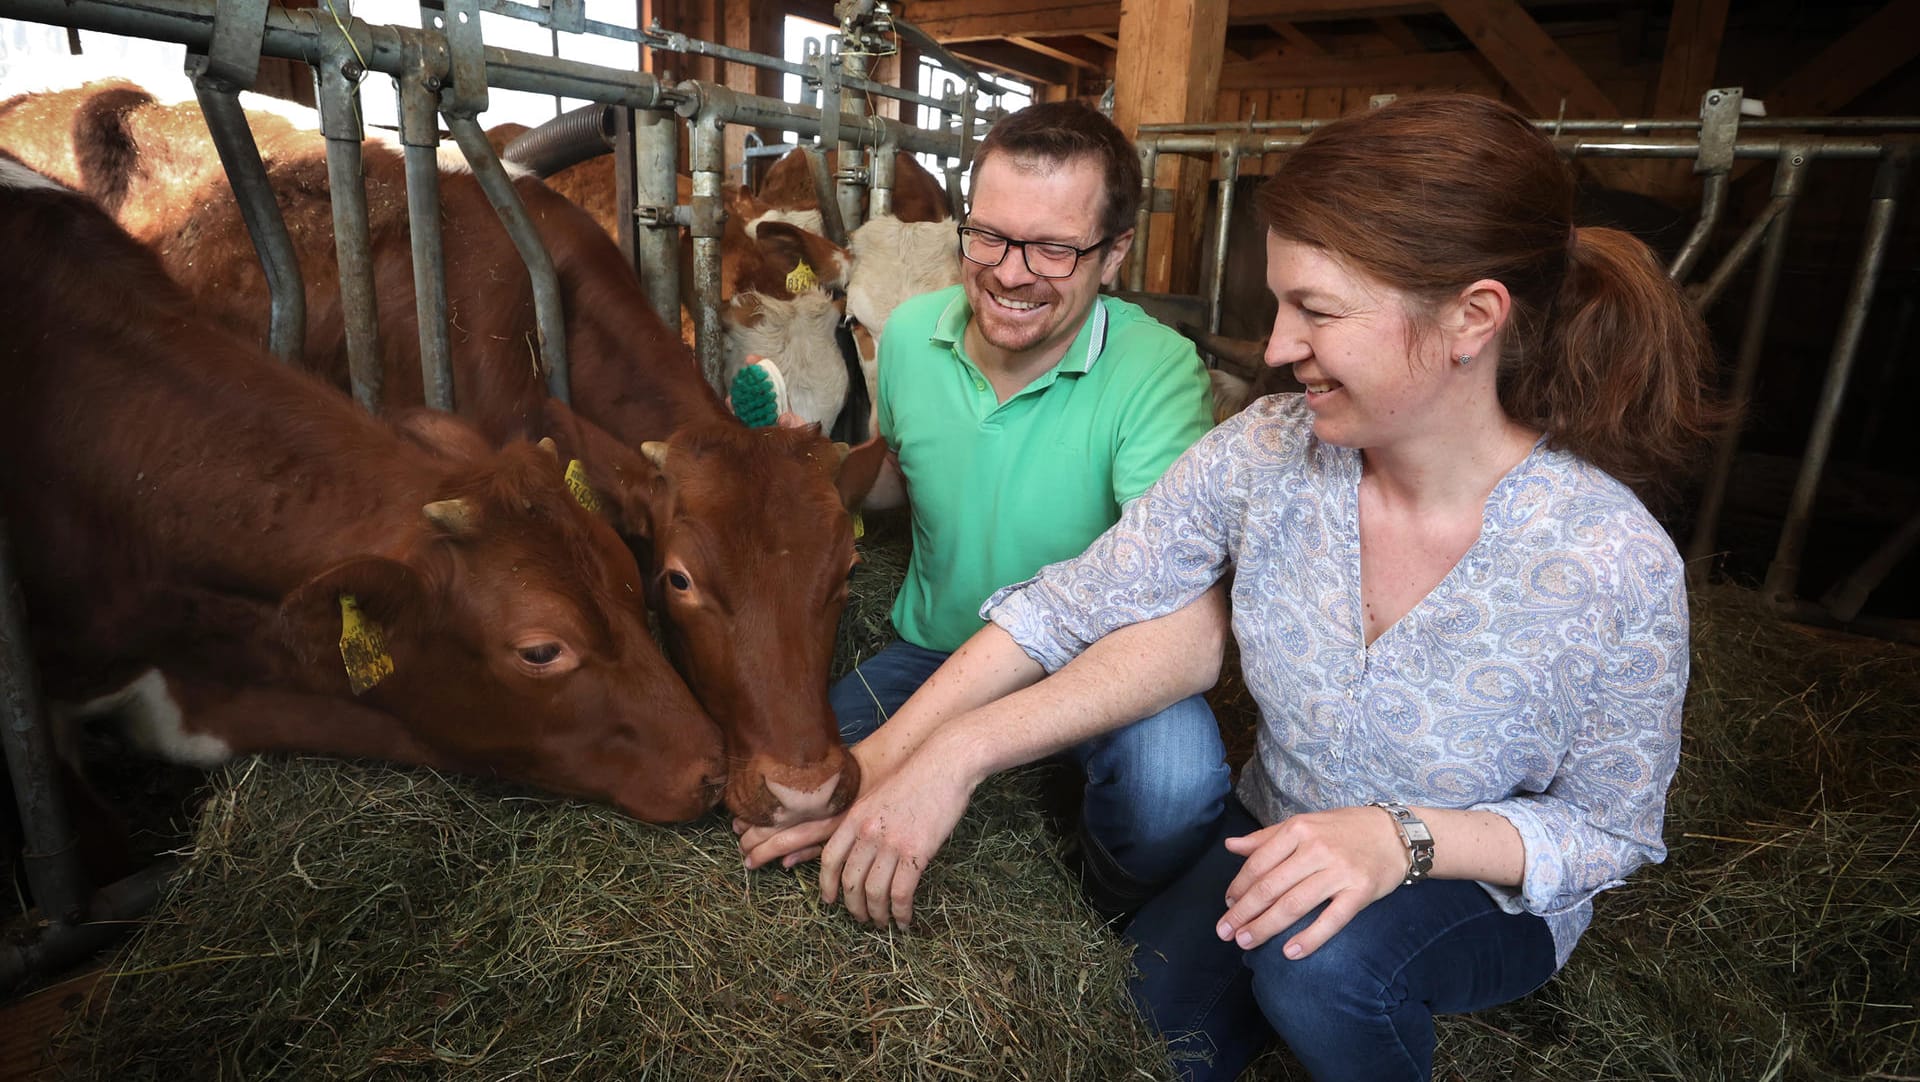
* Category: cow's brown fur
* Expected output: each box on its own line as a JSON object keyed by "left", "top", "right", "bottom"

{"left": 0, "top": 83, "right": 880, "bottom": 826}
{"left": 758, "top": 147, "right": 952, "bottom": 224}
{"left": 0, "top": 160, "right": 725, "bottom": 822}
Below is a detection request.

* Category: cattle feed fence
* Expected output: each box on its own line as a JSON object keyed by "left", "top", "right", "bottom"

{"left": 0, "top": 0, "right": 984, "bottom": 992}
{"left": 1129, "top": 100, "right": 1918, "bottom": 644}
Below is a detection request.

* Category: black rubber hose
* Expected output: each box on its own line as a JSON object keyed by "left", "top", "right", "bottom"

{"left": 501, "top": 103, "right": 618, "bottom": 177}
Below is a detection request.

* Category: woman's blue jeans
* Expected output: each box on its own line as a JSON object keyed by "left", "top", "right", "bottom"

{"left": 830, "top": 639, "right": 1231, "bottom": 892}
{"left": 1126, "top": 799, "right": 1558, "bottom": 1082}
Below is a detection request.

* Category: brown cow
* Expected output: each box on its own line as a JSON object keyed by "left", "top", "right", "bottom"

{"left": 0, "top": 156, "right": 724, "bottom": 823}
{"left": 0, "top": 82, "right": 878, "bottom": 827}
{"left": 757, "top": 146, "right": 952, "bottom": 225}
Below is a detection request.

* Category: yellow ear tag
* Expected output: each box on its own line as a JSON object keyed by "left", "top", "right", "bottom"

{"left": 785, "top": 260, "right": 819, "bottom": 294}
{"left": 338, "top": 595, "right": 394, "bottom": 695}
{"left": 564, "top": 459, "right": 604, "bottom": 515}
{"left": 851, "top": 511, "right": 865, "bottom": 540}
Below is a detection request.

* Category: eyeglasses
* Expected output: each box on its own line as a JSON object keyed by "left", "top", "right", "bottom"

{"left": 957, "top": 226, "right": 1111, "bottom": 279}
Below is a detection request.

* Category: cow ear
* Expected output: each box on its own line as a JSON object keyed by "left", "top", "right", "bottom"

{"left": 277, "top": 556, "right": 432, "bottom": 695}
{"left": 538, "top": 398, "right": 659, "bottom": 540}
{"left": 834, "top": 436, "right": 889, "bottom": 511}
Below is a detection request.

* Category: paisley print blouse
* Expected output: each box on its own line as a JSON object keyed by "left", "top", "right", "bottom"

{"left": 984, "top": 394, "right": 1689, "bottom": 968}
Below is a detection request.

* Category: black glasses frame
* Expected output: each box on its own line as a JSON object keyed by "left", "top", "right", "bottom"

{"left": 956, "top": 226, "right": 1112, "bottom": 279}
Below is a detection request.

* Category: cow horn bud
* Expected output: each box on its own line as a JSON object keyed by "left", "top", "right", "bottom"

{"left": 833, "top": 442, "right": 852, "bottom": 465}
{"left": 640, "top": 441, "right": 671, "bottom": 471}
{"left": 536, "top": 436, "right": 559, "bottom": 461}
{"left": 422, "top": 498, "right": 480, "bottom": 538}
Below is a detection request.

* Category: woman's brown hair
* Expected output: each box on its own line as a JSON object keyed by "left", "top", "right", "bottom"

{"left": 1254, "top": 93, "right": 1725, "bottom": 502}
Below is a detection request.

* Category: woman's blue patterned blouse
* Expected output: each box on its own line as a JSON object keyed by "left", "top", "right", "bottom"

{"left": 984, "top": 394, "right": 1689, "bottom": 969}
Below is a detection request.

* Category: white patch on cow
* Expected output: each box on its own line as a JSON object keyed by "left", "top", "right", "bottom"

{"left": 846, "top": 217, "right": 961, "bottom": 337}
{"left": 722, "top": 290, "right": 849, "bottom": 431}
{"left": 0, "top": 157, "right": 66, "bottom": 193}
{"left": 748, "top": 207, "right": 824, "bottom": 238}
{"left": 437, "top": 146, "right": 535, "bottom": 180}
{"left": 65, "top": 669, "right": 234, "bottom": 767}
{"left": 1208, "top": 368, "right": 1254, "bottom": 424}
{"left": 764, "top": 772, "right": 843, "bottom": 826}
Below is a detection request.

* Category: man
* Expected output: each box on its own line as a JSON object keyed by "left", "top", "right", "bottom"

{"left": 738, "top": 100, "right": 1226, "bottom": 920}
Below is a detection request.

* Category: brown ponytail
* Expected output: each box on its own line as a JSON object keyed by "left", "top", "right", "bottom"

{"left": 1255, "top": 94, "right": 1726, "bottom": 504}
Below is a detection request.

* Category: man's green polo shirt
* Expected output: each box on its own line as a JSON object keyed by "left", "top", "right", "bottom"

{"left": 877, "top": 284, "right": 1213, "bottom": 653}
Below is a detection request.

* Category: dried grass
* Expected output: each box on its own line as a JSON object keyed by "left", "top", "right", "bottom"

{"left": 47, "top": 515, "right": 1920, "bottom": 1081}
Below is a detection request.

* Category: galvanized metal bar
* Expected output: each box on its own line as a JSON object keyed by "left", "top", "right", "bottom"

{"left": 188, "top": 73, "right": 307, "bottom": 363}
{"left": 835, "top": 39, "right": 869, "bottom": 238}
{"left": 0, "top": 859, "right": 178, "bottom": 994}
{"left": 1690, "top": 180, "right": 1791, "bottom": 314}
{"left": 444, "top": 112, "right": 572, "bottom": 404}
{"left": 1821, "top": 508, "right": 1920, "bottom": 622}
{"left": 0, "top": 526, "right": 87, "bottom": 929}
{"left": 869, "top": 140, "right": 896, "bottom": 221}
{"left": 1685, "top": 152, "right": 1808, "bottom": 585}
{"left": 1137, "top": 116, "right": 1920, "bottom": 134}
{"left": 681, "top": 84, "right": 728, "bottom": 390}
{"left": 0, "top": 0, "right": 677, "bottom": 110}
{"left": 313, "top": 10, "right": 384, "bottom": 414}
{"left": 1666, "top": 172, "right": 1726, "bottom": 285}
{"left": 1765, "top": 149, "right": 1912, "bottom": 607}
{"left": 1134, "top": 131, "right": 1895, "bottom": 161}
{"left": 396, "top": 37, "right": 455, "bottom": 413}
{"left": 631, "top": 105, "right": 682, "bottom": 335}
{"left": 1128, "top": 146, "right": 1157, "bottom": 293}
{"left": 1206, "top": 146, "right": 1240, "bottom": 335}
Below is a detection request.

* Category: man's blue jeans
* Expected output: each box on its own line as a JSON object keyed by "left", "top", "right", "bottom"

{"left": 830, "top": 639, "right": 1231, "bottom": 892}
{"left": 1126, "top": 799, "right": 1558, "bottom": 1082}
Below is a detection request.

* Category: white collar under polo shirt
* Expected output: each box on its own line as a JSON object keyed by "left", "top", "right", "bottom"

{"left": 875, "top": 284, "right": 1214, "bottom": 653}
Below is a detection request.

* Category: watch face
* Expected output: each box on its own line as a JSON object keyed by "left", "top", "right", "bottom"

{"left": 1403, "top": 821, "right": 1434, "bottom": 844}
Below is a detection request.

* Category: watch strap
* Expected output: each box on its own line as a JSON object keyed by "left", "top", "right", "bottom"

{"left": 1368, "top": 800, "right": 1434, "bottom": 886}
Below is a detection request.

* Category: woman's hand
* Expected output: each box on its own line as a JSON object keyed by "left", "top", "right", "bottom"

{"left": 1215, "top": 804, "right": 1411, "bottom": 958}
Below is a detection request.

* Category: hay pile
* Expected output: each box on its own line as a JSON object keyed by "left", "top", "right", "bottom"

{"left": 45, "top": 506, "right": 1920, "bottom": 1081}
{"left": 52, "top": 507, "right": 1173, "bottom": 1080}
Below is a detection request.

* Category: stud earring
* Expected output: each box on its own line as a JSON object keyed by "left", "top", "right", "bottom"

{"left": 1455, "top": 353, "right": 1474, "bottom": 366}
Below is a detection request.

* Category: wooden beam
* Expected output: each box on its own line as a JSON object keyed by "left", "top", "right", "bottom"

{"left": 1008, "top": 36, "right": 1107, "bottom": 73}
{"left": 951, "top": 42, "right": 1071, "bottom": 87}
{"left": 1087, "top": 33, "right": 1120, "bottom": 49}
{"left": 1269, "top": 21, "right": 1328, "bottom": 56}
{"left": 1436, "top": 0, "right": 1618, "bottom": 117}
{"left": 1219, "top": 49, "right": 1492, "bottom": 89}
{"left": 1617, "top": 0, "right": 1727, "bottom": 199}
{"left": 1371, "top": 16, "right": 1426, "bottom": 52}
{"left": 1759, "top": 0, "right": 1920, "bottom": 119}
{"left": 914, "top": 1, "right": 1119, "bottom": 42}
{"left": 1113, "top": 0, "right": 1230, "bottom": 294}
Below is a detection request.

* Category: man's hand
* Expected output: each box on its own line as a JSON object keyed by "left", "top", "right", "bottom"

{"left": 1214, "top": 804, "right": 1409, "bottom": 959}
{"left": 816, "top": 745, "right": 974, "bottom": 930}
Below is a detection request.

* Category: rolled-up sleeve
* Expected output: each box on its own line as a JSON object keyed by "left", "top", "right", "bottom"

{"left": 1473, "top": 545, "right": 1689, "bottom": 917}
{"left": 984, "top": 419, "right": 1242, "bottom": 672}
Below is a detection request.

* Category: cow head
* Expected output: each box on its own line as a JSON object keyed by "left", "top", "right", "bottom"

{"left": 720, "top": 290, "right": 850, "bottom": 431}
{"left": 278, "top": 434, "right": 726, "bottom": 823}
{"left": 544, "top": 403, "right": 888, "bottom": 827}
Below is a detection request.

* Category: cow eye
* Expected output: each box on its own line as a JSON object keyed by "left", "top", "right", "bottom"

{"left": 518, "top": 642, "right": 563, "bottom": 666}
{"left": 666, "top": 570, "right": 692, "bottom": 591}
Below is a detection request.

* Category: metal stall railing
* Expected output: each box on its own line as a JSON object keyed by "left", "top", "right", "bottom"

{"left": 1129, "top": 94, "right": 1917, "bottom": 639}
{"left": 0, "top": 0, "right": 985, "bottom": 993}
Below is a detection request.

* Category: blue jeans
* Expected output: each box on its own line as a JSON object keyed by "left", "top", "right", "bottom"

{"left": 1127, "top": 799, "right": 1558, "bottom": 1082}
{"left": 830, "top": 639, "right": 1231, "bottom": 891}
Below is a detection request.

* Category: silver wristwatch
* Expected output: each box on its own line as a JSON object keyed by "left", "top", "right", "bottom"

{"left": 1368, "top": 801, "right": 1434, "bottom": 885}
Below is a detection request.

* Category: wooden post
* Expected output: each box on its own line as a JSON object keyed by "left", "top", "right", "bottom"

{"left": 1111, "top": 0, "right": 1228, "bottom": 295}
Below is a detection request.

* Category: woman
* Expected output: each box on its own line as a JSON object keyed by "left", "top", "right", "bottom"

{"left": 740, "top": 94, "right": 1720, "bottom": 1081}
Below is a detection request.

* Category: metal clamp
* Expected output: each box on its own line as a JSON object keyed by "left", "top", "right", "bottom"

{"left": 1696, "top": 87, "right": 1744, "bottom": 175}
{"left": 188, "top": 0, "right": 271, "bottom": 91}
